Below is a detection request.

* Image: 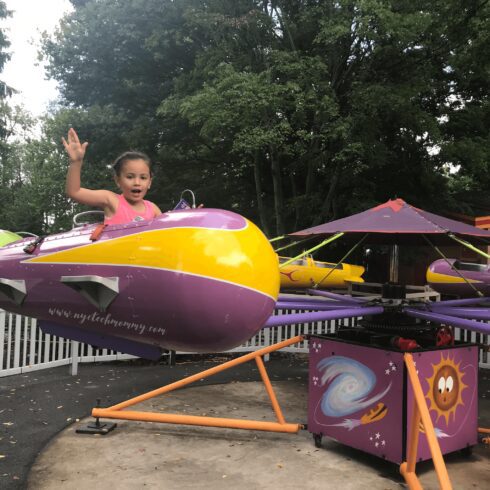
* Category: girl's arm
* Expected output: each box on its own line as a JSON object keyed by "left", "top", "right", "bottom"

{"left": 63, "top": 128, "right": 116, "bottom": 210}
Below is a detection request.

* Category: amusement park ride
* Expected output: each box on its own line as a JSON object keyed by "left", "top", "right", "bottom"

{"left": 278, "top": 255, "right": 365, "bottom": 290}
{"left": 427, "top": 258, "right": 490, "bottom": 297}
{"left": 1, "top": 198, "right": 489, "bottom": 489}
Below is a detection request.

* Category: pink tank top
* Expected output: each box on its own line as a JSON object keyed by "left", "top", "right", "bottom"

{"left": 104, "top": 194, "right": 155, "bottom": 225}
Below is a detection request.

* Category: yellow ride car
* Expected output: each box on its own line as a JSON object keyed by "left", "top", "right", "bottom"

{"left": 279, "top": 255, "right": 365, "bottom": 290}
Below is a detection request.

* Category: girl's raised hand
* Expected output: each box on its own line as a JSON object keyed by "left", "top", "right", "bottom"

{"left": 62, "top": 128, "right": 88, "bottom": 163}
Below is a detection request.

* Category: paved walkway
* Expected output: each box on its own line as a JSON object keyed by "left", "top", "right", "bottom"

{"left": 1, "top": 355, "right": 489, "bottom": 489}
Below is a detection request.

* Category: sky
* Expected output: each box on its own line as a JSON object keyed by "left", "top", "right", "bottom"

{"left": 1, "top": 0, "right": 73, "bottom": 116}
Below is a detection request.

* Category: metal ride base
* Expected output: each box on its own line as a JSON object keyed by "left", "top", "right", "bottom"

{"left": 76, "top": 399, "right": 118, "bottom": 435}
{"left": 82, "top": 336, "right": 305, "bottom": 435}
{"left": 308, "top": 334, "right": 479, "bottom": 489}
{"left": 76, "top": 419, "right": 117, "bottom": 435}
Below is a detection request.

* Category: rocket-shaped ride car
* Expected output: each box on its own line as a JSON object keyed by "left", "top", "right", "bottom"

{"left": 0, "top": 209, "right": 279, "bottom": 359}
{"left": 426, "top": 258, "right": 490, "bottom": 297}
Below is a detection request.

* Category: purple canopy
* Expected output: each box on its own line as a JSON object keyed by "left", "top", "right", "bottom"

{"left": 273, "top": 199, "right": 490, "bottom": 337}
{"left": 290, "top": 199, "right": 490, "bottom": 245}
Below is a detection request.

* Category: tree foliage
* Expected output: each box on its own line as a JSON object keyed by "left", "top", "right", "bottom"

{"left": 0, "top": 0, "right": 11, "bottom": 99}
{"left": 1, "top": 0, "right": 488, "bottom": 236}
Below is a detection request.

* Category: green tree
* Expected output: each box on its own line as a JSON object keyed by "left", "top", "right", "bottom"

{"left": 39, "top": 0, "right": 489, "bottom": 236}
{"left": 0, "top": 0, "right": 12, "bottom": 101}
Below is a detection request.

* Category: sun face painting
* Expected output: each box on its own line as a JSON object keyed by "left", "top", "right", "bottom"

{"left": 426, "top": 355, "right": 467, "bottom": 426}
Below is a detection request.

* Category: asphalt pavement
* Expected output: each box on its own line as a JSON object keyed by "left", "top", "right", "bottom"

{"left": 1, "top": 353, "right": 489, "bottom": 489}
{"left": 0, "top": 354, "right": 309, "bottom": 489}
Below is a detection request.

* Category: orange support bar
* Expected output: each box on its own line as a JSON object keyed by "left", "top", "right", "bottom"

{"left": 400, "top": 353, "right": 453, "bottom": 490}
{"left": 255, "top": 355, "right": 286, "bottom": 424}
{"left": 478, "top": 427, "right": 490, "bottom": 444}
{"left": 92, "top": 335, "right": 305, "bottom": 434}
{"left": 90, "top": 410, "right": 299, "bottom": 433}
{"left": 405, "top": 398, "right": 422, "bottom": 475}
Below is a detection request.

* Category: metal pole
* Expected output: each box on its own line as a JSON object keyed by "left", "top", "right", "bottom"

{"left": 389, "top": 244, "right": 399, "bottom": 282}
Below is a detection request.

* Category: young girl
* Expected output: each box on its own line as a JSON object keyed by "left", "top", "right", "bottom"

{"left": 63, "top": 128, "right": 162, "bottom": 224}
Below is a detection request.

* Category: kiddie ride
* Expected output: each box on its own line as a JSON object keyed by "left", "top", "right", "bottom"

{"left": 287, "top": 199, "right": 490, "bottom": 489}
{"left": 1, "top": 199, "right": 489, "bottom": 490}
{"left": 427, "top": 258, "right": 490, "bottom": 298}
{"left": 278, "top": 255, "right": 365, "bottom": 290}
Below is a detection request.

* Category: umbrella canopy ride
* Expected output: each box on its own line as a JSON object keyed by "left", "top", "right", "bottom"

{"left": 289, "top": 198, "right": 490, "bottom": 245}
{"left": 271, "top": 199, "right": 490, "bottom": 336}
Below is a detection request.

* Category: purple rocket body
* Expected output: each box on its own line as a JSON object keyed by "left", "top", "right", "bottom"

{"left": 0, "top": 209, "right": 279, "bottom": 358}
{"left": 427, "top": 259, "right": 490, "bottom": 297}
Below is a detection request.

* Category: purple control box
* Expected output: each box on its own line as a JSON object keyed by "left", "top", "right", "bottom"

{"left": 308, "top": 336, "right": 478, "bottom": 463}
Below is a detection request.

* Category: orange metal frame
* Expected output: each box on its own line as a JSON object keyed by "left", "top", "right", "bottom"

{"left": 400, "top": 353, "right": 453, "bottom": 490}
{"left": 92, "top": 335, "right": 305, "bottom": 434}
{"left": 478, "top": 427, "right": 490, "bottom": 444}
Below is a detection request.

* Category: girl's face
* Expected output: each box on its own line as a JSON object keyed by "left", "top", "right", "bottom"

{"left": 115, "top": 158, "right": 152, "bottom": 204}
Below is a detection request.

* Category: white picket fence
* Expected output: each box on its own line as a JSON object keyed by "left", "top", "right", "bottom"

{"left": 0, "top": 310, "right": 133, "bottom": 377}
{"left": 1, "top": 290, "right": 489, "bottom": 377}
{"left": 0, "top": 308, "right": 360, "bottom": 377}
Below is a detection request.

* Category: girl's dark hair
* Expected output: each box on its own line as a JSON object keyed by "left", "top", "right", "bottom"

{"left": 112, "top": 151, "right": 153, "bottom": 176}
